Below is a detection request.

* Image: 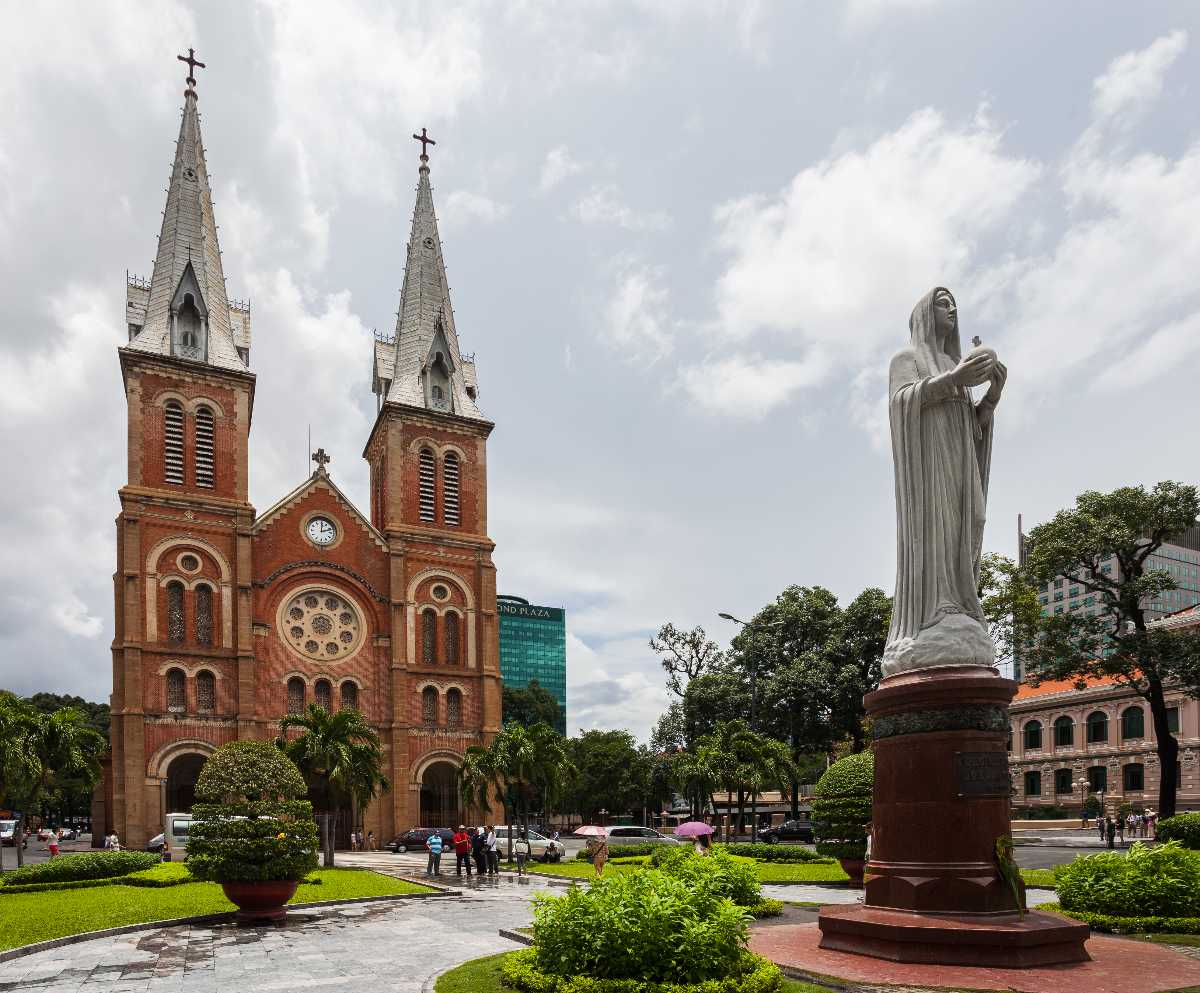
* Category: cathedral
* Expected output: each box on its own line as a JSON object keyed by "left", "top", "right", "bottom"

{"left": 100, "top": 55, "right": 502, "bottom": 848}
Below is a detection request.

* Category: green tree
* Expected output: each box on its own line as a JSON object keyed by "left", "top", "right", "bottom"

{"left": 0, "top": 692, "right": 39, "bottom": 809}
{"left": 276, "top": 705, "right": 390, "bottom": 862}
{"left": 566, "top": 730, "right": 644, "bottom": 822}
{"left": 1016, "top": 482, "right": 1200, "bottom": 818}
{"left": 978, "top": 552, "right": 1043, "bottom": 675}
{"left": 25, "top": 706, "right": 107, "bottom": 820}
{"left": 502, "top": 679, "right": 563, "bottom": 731}
{"left": 24, "top": 693, "right": 110, "bottom": 740}
{"left": 649, "top": 623, "right": 725, "bottom": 702}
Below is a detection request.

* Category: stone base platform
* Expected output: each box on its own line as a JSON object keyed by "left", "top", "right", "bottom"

{"left": 751, "top": 922, "right": 1200, "bottom": 993}
{"left": 817, "top": 904, "right": 1090, "bottom": 967}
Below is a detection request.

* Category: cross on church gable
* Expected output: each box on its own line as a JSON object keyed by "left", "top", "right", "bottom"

{"left": 412, "top": 127, "right": 436, "bottom": 159}
{"left": 311, "top": 448, "right": 331, "bottom": 471}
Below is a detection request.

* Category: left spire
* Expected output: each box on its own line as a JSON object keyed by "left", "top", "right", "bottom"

{"left": 125, "top": 48, "right": 251, "bottom": 371}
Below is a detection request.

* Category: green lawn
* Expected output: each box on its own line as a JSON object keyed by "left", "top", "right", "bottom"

{"left": 1020, "top": 868, "right": 1058, "bottom": 888}
{"left": 0, "top": 868, "right": 433, "bottom": 952}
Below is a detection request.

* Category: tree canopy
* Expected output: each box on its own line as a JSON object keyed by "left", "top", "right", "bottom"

{"left": 502, "top": 679, "right": 563, "bottom": 731}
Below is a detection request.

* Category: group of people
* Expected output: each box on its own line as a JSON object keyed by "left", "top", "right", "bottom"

{"left": 348, "top": 830, "right": 377, "bottom": 851}
{"left": 1097, "top": 809, "right": 1157, "bottom": 847}
{"left": 426, "top": 825, "right": 534, "bottom": 878}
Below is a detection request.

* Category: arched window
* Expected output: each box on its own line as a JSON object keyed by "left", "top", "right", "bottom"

{"left": 1087, "top": 765, "right": 1107, "bottom": 793}
{"left": 1121, "top": 707, "right": 1145, "bottom": 740}
{"left": 194, "top": 406, "right": 215, "bottom": 488}
{"left": 422, "top": 609, "right": 437, "bottom": 665}
{"left": 340, "top": 681, "right": 358, "bottom": 711}
{"left": 446, "top": 688, "right": 462, "bottom": 728}
{"left": 167, "top": 581, "right": 185, "bottom": 643}
{"left": 1054, "top": 768, "right": 1073, "bottom": 794}
{"left": 315, "top": 679, "right": 332, "bottom": 712}
{"left": 196, "top": 670, "right": 215, "bottom": 712}
{"left": 166, "top": 668, "right": 186, "bottom": 712}
{"left": 443, "top": 452, "right": 460, "bottom": 526}
{"left": 1024, "top": 770, "right": 1041, "bottom": 797}
{"left": 1054, "top": 716, "right": 1074, "bottom": 747}
{"left": 444, "top": 613, "right": 460, "bottom": 665}
{"left": 1023, "top": 720, "right": 1042, "bottom": 751}
{"left": 164, "top": 401, "right": 184, "bottom": 485}
{"left": 422, "top": 686, "right": 438, "bottom": 724}
{"left": 418, "top": 448, "right": 436, "bottom": 522}
{"left": 287, "top": 677, "right": 306, "bottom": 714}
{"left": 1086, "top": 711, "right": 1109, "bottom": 744}
{"left": 1123, "top": 763, "right": 1145, "bottom": 792}
{"left": 195, "top": 584, "right": 213, "bottom": 646}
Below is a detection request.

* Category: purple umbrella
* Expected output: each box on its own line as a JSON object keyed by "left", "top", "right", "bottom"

{"left": 673, "top": 821, "right": 716, "bottom": 837}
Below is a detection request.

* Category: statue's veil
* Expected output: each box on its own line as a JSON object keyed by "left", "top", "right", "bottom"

{"left": 909, "top": 287, "right": 961, "bottom": 380}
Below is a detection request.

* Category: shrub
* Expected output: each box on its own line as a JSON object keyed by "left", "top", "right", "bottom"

{"left": 530, "top": 870, "right": 751, "bottom": 983}
{"left": 0, "top": 851, "right": 158, "bottom": 887}
{"left": 1041, "top": 903, "right": 1200, "bottom": 935}
{"left": 1017, "top": 805, "right": 1069, "bottom": 820}
{"left": 721, "top": 843, "right": 826, "bottom": 863}
{"left": 1157, "top": 813, "right": 1200, "bottom": 850}
{"left": 1056, "top": 842, "right": 1200, "bottom": 917}
{"left": 0, "top": 877, "right": 124, "bottom": 895}
{"left": 746, "top": 899, "right": 784, "bottom": 918}
{"left": 500, "top": 947, "right": 783, "bottom": 993}
{"left": 575, "top": 843, "right": 658, "bottom": 861}
{"left": 647, "top": 846, "right": 761, "bottom": 907}
{"left": 185, "top": 740, "right": 319, "bottom": 884}
{"left": 1083, "top": 795, "right": 1103, "bottom": 818}
{"left": 812, "top": 751, "right": 873, "bottom": 861}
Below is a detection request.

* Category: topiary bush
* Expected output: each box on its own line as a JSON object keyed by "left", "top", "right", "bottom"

{"left": 575, "top": 843, "right": 658, "bottom": 861}
{"left": 185, "top": 740, "right": 319, "bottom": 884}
{"left": 1056, "top": 842, "right": 1200, "bottom": 918}
{"left": 722, "top": 843, "right": 827, "bottom": 863}
{"left": 812, "top": 751, "right": 873, "bottom": 861}
{"left": 1157, "top": 813, "right": 1200, "bottom": 849}
{"left": 0, "top": 851, "right": 158, "bottom": 887}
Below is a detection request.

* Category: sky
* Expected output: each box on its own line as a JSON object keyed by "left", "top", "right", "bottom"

{"left": 1, "top": 1, "right": 1198, "bottom": 741}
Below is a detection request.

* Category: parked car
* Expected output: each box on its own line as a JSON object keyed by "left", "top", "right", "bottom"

{"left": 388, "top": 828, "right": 454, "bottom": 853}
{"left": 605, "top": 826, "right": 682, "bottom": 846}
{"left": 0, "top": 820, "right": 18, "bottom": 847}
{"left": 160, "top": 813, "right": 193, "bottom": 860}
{"left": 146, "top": 832, "right": 166, "bottom": 854}
{"left": 493, "top": 826, "right": 566, "bottom": 862}
{"left": 757, "top": 819, "right": 814, "bottom": 844}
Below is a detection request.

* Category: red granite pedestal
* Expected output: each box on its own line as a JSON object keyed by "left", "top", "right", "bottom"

{"left": 816, "top": 665, "right": 1090, "bottom": 967}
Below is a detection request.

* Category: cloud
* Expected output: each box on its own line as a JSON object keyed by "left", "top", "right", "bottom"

{"left": 567, "top": 633, "right": 668, "bottom": 736}
{"left": 1092, "top": 29, "right": 1187, "bottom": 124}
{"left": 539, "top": 145, "right": 583, "bottom": 192}
{"left": 843, "top": 0, "right": 959, "bottom": 28}
{"left": 571, "top": 185, "right": 670, "bottom": 231}
{"left": 676, "top": 352, "right": 832, "bottom": 419}
{"left": 601, "top": 263, "right": 674, "bottom": 362}
{"left": 439, "top": 190, "right": 510, "bottom": 230}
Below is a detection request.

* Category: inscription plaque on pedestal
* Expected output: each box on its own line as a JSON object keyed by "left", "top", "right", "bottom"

{"left": 954, "top": 751, "right": 1010, "bottom": 797}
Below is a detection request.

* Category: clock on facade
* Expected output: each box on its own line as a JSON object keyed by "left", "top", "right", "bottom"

{"left": 306, "top": 516, "right": 337, "bottom": 546}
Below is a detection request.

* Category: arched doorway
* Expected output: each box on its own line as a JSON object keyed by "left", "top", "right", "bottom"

{"left": 165, "top": 753, "right": 207, "bottom": 813}
{"left": 420, "top": 762, "right": 460, "bottom": 828}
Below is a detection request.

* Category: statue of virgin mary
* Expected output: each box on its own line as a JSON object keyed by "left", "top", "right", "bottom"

{"left": 883, "top": 287, "right": 1007, "bottom": 677}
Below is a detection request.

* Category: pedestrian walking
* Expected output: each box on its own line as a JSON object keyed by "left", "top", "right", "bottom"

{"left": 367, "top": 830, "right": 376, "bottom": 851}
{"left": 425, "top": 830, "right": 444, "bottom": 876}
{"left": 351, "top": 831, "right": 359, "bottom": 852}
{"left": 1105, "top": 816, "right": 1116, "bottom": 849}
{"left": 485, "top": 825, "right": 499, "bottom": 875}
{"left": 586, "top": 833, "right": 609, "bottom": 877}
{"left": 453, "top": 825, "right": 473, "bottom": 876}
{"left": 471, "top": 827, "right": 487, "bottom": 876}
{"left": 514, "top": 829, "right": 531, "bottom": 877}
{"left": 47, "top": 829, "right": 60, "bottom": 858}
{"left": 1097, "top": 814, "right": 1106, "bottom": 842}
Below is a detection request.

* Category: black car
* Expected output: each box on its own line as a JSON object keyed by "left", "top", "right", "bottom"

{"left": 758, "top": 819, "right": 814, "bottom": 844}
{"left": 388, "top": 828, "right": 455, "bottom": 853}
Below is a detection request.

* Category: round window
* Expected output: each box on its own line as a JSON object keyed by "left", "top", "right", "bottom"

{"left": 178, "top": 553, "right": 200, "bottom": 572}
{"left": 432, "top": 584, "right": 449, "bottom": 601}
{"left": 279, "top": 588, "right": 363, "bottom": 663}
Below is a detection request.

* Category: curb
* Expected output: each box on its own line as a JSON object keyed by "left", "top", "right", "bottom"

{"left": 0, "top": 888, "right": 448, "bottom": 965}
{"left": 498, "top": 927, "right": 533, "bottom": 946}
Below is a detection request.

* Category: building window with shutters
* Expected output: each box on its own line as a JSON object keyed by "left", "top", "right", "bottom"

{"left": 444, "top": 613, "right": 459, "bottom": 665}
{"left": 422, "top": 687, "right": 438, "bottom": 725}
{"left": 1023, "top": 720, "right": 1042, "bottom": 751}
{"left": 422, "top": 609, "right": 437, "bottom": 665}
{"left": 1054, "top": 716, "right": 1073, "bottom": 747}
{"left": 287, "top": 677, "right": 306, "bottom": 714}
{"left": 164, "top": 401, "right": 184, "bottom": 485}
{"left": 1024, "top": 771, "right": 1041, "bottom": 797}
{"left": 167, "top": 582, "right": 185, "bottom": 644}
{"left": 195, "top": 584, "right": 213, "bottom": 646}
{"left": 443, "top": 452, "right": 460, "bottom": 525}
{"left": 1123, "top": 763, "right": 1145, "bottom": 792}
{"left": 1086, "top": 711, "right": 1108, "bottom": 744}
{"left": 166, "top": 668, "right": 186, "bottom": 712}
{"left": 195, "top": 406, "right": 215, "bottom": 488}
{"left": 340, "top": 681, "right": 358, "bottom": 711}
{"left": 1121, "top": 706, "right": 1145, "bottom": 740}
{"left": 447, "top": 688, "right": 462, "bottom": 728}
{"left": 315, "top": 679, "right": 332, "bottom": 712}
{"left": 418, "top": 449, "right": 436, "bottom": 522}
{"left": 1087, "top": 765, "right": 1107, "bottom": 793}
{"left": 1054, "top": 768, "right": 1073, "bottom": 794}
{"left": 196, "top": 670, "right": 215, "bottom": 713}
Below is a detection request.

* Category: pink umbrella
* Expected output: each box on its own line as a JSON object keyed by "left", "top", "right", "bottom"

{"left": 673, "top": 821, "right": 716, "bottom": 837}
{"left": 574, "top": 825, "right": 607, "bottom": 836}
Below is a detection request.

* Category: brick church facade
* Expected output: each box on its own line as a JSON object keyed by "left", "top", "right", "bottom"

{"left": 100, "top": 62, "right": 501, "bottom": 848}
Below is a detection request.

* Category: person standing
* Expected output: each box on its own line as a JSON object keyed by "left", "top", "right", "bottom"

{"left": 586, "top": 833, "right": 609, "bottom": 877}
{"left": 514, "top": 829, "right": 531, "bottom": 877}
{"left": 1097, "top": 814, "right": 1106, "bottom": 842}
{"left": 1105, "top": 816, "right": 1116, "bottom": 849}
{"left": 471, "top": 827, "right": 487, "bottom": 876}
{"left": 453, "top": 826, "right": 472, "bottom": 877}
{"left": 425, "top": 830, "right": 444, "bottom": 875}
{"left": 367, "top": 830, "right": 376, "bottom": 851}
{"left": 485, "top": 825, "right": 499, "bottom": 875}
{"left": 47, "top": 828, "right": 60, "bottom": 858}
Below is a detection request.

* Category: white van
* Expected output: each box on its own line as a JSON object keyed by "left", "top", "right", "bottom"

{"left": 162, "top": 812, "right": 193, "bottom": 860}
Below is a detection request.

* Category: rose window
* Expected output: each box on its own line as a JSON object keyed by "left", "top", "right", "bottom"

{"left": 281, "top": 589, "right": 362, "bottom": 662}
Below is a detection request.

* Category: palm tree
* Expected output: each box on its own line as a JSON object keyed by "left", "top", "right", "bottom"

{"left": 0, "top": 693, "right": 39, "bottom": 810}
{"left": 736, "top": 730, "right": 799, "bottom": 840}
{"left": 277, "top": 705, "right": 389, "bottom": 864}
{"left": 26, "top": 706, "right": 107, "bottom": 817}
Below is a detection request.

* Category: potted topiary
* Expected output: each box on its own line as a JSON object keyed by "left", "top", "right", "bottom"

{"left": 186, "top": 740, "right": 319, "bottom": 924}
{"left": 812, "top": 750, "right": 874, "bottom": 888}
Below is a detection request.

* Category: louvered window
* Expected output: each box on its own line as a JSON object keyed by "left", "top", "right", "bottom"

{"left": 287, "top": 677, "right": 306, "bottom": 714}
{"left": 446, "top": 689, "right": 462, "bottom": 728}
{"left": 444, "top": 613, "right": 460, "bottom": 665}
{"left": 443, "top": 452, "right": 460, "bottom": 525}
{"left": 195, "top": 584, "right": 213, "bottom": 646}
{"left": 422, "top": 687, "right": 438, "bottom": 724}
{"left": 422, "top": 609, "right": 437, "bottom": 665}
{"left": 419, "top": 449, "right": 436, "bottom": 522}
{"left": 340, "top": 681, "right": 358, "bottom": 710}
{"left": 166, "top": 668, "right": 186, "bottom": 712}
{"left": 315, "top": 679, "right": 332, "bottom": 712}
{"left": 195, "top": 406, "right": 215, "bottom": 488}
{"left": 164, "top": 402, "right": 184, "bottom": 485}
{"left": 167, "top": 582, "right": 185, "bottom": 643}
{"left": 196, "top": 670, "right": 215, "bottom": 712}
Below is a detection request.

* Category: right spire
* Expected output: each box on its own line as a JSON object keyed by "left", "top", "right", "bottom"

{"left": 372, "top": 130, "right": 483, "bottom": 419}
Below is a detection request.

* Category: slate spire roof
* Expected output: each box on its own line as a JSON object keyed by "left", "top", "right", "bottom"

{"left": 125, "top": 70, "right": 249, "bottom": 372}
{"left": 372, "top": 144, "right": 484, "bottom": 420}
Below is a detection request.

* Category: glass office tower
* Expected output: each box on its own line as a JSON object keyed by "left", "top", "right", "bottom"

{"left": 498, "top": 594, "right": 567, "bottom": 734}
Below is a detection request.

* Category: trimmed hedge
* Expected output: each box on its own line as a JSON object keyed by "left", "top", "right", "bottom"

{"left": 0, "top": 861, "right": 192, "bottom": 895}
{"left": 1057, "top": 842, "right": 1200, "bottom": 917}
{"left": 575, "top": 843, "right": 659, "bottom": 861}
{"left": 812, "top": 752, "right": 873, "bottom": 862}
{"left": 1157, "top": 813, "right": 1200, "bottom": 850}
{"left": 0, "top": 851, "right": 158, "bottom": 887}
{"left": 746, "top": 899, "right": 784, "bottom": 918}
{"left": 722, "top": 843, "right": 826, "bottom": 863}
{"left": 500, "top": 947, "right": 783, "bottom": 993}
{"left": 1041, "top": 903, "right": 1200, "bottom": 935}
{"left": 0, "top": 876, "right": 123, "bottom": 895}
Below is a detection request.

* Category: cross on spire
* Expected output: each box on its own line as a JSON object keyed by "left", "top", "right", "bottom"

{"left": 177, "top": 47, "right": 206, "bottom": 87}
{"left": 412, "top": 127, "right": 436, "bottom": 161}
{"left": 311, "top": 447, "right": 331, "bottom": 472}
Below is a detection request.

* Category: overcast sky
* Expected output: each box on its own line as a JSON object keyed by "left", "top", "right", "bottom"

{"left": 2, "top": 1, "right": 1198, "bottom": 740}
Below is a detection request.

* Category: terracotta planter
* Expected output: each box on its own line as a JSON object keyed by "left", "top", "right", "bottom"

{"left": 221, "top": 879, "right": 300, "bottom": 925}
{"left": 839, "top": 858, "right": 866, "bottom": 889}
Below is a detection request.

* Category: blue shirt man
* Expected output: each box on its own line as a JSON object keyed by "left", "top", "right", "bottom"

{"left": 426, "top": 832, "right": 443, "bottom": 875}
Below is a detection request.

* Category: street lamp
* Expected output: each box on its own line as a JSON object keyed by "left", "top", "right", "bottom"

{"left": 717, "top": 613, "right": 784, "bottom": 728}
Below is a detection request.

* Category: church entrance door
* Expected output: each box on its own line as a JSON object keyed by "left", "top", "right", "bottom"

{"left": 420, "top": 762, "right": 460, "bottom": 828}
{"left": 165, "top": 753, "right": 207, "bottom": 813}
